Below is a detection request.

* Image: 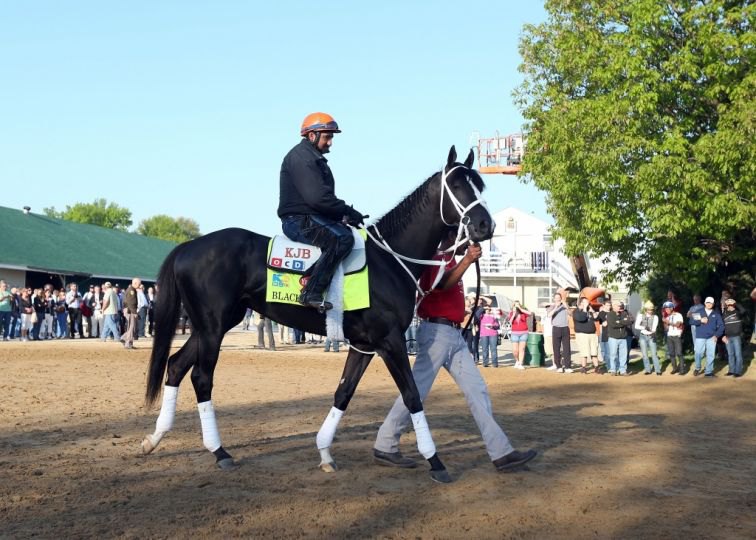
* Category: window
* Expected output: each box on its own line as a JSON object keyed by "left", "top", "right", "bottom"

{"left": 505, "top": 217, "right": 517, "bottom": 232}
{"left": 537, "top": 286, "right": 554, "bottom": 307}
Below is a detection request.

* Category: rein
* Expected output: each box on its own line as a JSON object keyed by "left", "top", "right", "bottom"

{"left": 462, "top": 259, "right": 481, "bottom": 334}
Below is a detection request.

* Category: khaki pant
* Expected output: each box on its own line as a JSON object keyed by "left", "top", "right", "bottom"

{"left": 123, "top": 312, "right": 138, "bottom": 346}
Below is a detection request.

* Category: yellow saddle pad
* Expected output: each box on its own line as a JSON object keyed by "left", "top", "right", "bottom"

{"left": 265, "top": 229, "right": 370, "bottom": 311}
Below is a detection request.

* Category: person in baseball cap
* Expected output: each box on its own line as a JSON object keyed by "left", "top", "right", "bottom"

{"left": 691, "top": 296, "right": 724, "bottom": 377}
{"left": 662, "top": 300, "right": 685, "bottom": 374}
{"left": 722, "top": 297, "right": 744, "bottom": 377}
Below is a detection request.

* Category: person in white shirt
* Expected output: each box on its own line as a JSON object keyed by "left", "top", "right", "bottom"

{"left": 635, "top": 300, "right": 661, "bottom": 375}
{"left": 662, "top": 301, "right": 685, "bottom": 374}
{"left": 65, "top": 283, "right": 83, "bottom": 338}
{"left": 136, "top": 284, "right": 149, "bottom": 338}
{"left": 89, "top": 285, "right": 104, "bottom": 338}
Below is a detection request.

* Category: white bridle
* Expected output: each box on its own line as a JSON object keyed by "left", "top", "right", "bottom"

{"left": 363, "top": 164, "right": 491, "bottom": 298}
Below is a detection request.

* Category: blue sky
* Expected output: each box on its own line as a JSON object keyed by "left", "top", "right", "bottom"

{"left": 1, "top": 1, "right": 549, "bottom": 236}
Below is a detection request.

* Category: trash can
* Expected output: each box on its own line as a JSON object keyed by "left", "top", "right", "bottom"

{"left": 524, "top": 332, "right": 545, "bottom": 367}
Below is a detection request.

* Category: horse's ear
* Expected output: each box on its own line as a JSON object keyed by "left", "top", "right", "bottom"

{"left": 464, "top": 149, "right": 474, "bottom": 169}
{"left": 447, "top": 145, "right": 457, "bottom": 167}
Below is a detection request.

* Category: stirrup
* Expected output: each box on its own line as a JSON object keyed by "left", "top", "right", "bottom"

{"left": 299, "top": 294, "right": 333, "bottom": 313}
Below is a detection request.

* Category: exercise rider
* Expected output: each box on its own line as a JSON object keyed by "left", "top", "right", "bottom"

{"left": 278, "top": 112, "right": 365, "bottom": 310}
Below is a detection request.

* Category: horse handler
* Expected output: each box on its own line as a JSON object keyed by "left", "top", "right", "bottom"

{"left": 373, "top": 228, "right": 537, "bottom": 475}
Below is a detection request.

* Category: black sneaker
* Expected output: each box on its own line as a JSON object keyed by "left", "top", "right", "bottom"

{"left": 493, "top": 449, "right": 537, "bottom": 472}
{"left": 704, "top": 373, "right": 715, "bottom": 378}
{"left": 693, "top": 369, "right": 701, "bottom": 377}
{"left": 725, "top": 372, "right": 734, "bottom": 376}
{"left": 373, "top": 449, "right": 417, "bottom": 468}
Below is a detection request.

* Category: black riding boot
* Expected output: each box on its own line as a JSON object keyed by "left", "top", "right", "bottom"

{"left": 299, "top": 264, "right": 337, "bottom": 311}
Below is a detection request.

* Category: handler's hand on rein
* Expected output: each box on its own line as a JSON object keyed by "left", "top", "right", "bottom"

{"left": 463, "top": 243, "right": 482, "bottom": 263}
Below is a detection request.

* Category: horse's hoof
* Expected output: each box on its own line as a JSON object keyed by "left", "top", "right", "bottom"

{"left": 216, "top": 458, "right": 238, "bottom": 470}
{"left": 429, "top": 468, "right": 453, "bottom": 484}
{"left": 141, "top": 436, "right": 156, "bottom": 455}
{"left": 319, "top": 461, "right": 338, "bottom": 473}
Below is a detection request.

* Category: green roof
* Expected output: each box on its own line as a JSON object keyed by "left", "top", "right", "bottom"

{"left": 0, "top": 206, "right": 176, "bottom": 280}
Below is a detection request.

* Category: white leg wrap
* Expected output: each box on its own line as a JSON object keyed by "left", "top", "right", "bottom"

{"left": 411, "top": 411, "right": 436, "bottom": 459}
{"left": 155, "top": 385, "right": 179, "bottom": 434}
{"left": 198, "top": 400, "right": 222, "bottom": 453}
{"left": 316, "top": 407, "right": 344, "bottom": 450}
{"left": 319, "top": 448, "right": 334, "bottom": 465}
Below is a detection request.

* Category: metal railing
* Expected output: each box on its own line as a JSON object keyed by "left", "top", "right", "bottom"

{"left": 478, "top": 252, "right": 551, "bottom": 274}
{"left": 479, "top": 252, "right": 578, "bottom": 289}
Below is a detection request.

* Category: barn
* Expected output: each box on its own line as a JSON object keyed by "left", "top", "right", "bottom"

{"left": 0, "top": 205, "right": 176, "bottom": 290}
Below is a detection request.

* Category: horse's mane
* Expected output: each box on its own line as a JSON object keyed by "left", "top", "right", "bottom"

{"left": 373, "top": 167, "right": 486, "bottom": 241}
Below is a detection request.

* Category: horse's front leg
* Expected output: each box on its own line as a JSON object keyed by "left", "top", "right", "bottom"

{"left": 378, "top": 334, "right": 451, "bottom": 483}
{"left": 316, "top": 348, "right": 374, "bottom": 472}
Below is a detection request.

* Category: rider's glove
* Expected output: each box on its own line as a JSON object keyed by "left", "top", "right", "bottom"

{"left": 345, "top": 206, "right": 365, "bottom": 226}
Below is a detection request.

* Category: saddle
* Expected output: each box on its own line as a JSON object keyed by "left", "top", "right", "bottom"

{"left": 265, "top": 229, "right": 369, "bottom": 312}
{"left": 267, "top": 228, "right": 366, "bottom": 275}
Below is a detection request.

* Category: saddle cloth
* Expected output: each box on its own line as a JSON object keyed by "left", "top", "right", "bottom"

{"left": 265, "top": 229, "right": 370, "bottom": 311}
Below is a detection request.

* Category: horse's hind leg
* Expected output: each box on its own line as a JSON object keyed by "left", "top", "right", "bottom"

{"left": 316, "top": 348, "right": 374, "bottom": 472}
{"left": 141, "top": 334, "right": 200, "bottom": 455}
{"left": 189, "top": 332, "right": 237, "bottom": 470}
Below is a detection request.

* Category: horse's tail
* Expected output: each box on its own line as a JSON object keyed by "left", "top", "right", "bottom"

{"left": 145, "top": 246, "right": 183, "bottom": 407}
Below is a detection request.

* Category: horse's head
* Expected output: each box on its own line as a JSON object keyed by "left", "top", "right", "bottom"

{"left": 439, "top": 145, "right": 495, "bottom": 242}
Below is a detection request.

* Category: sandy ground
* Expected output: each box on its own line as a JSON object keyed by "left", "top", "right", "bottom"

{"left": 1, "top": 330, "right": 754, "bottom": 539}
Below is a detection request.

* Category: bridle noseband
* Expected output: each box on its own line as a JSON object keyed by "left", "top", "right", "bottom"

{"left": 439, "top": 165, "right": 490, "bottom": 253}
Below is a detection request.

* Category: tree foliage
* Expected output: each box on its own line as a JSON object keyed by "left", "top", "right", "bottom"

{"left": 43, "top": 198, "right": 133, "bottom": 231}
{"left": 516, "top": 0, "right": 755, "bottom": 289}
{"left": 137, "top": 215, "right": 201, "bottom": 244}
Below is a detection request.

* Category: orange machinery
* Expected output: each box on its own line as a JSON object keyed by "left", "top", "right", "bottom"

{"left": 473, "top": 131, "right": 524, "bottom": 175}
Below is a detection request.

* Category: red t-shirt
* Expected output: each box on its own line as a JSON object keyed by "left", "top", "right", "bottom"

{"left": 417, "top": 254, "right": 465, "bottom": 323}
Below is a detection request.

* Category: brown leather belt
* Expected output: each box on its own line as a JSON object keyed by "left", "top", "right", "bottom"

{"left": 423, "top": 317, "right": 462, "bottom": 329}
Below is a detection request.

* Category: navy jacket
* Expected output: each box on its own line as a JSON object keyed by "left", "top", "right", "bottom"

{"left": 278, "top": 139, "right": 353, "bottom": 220}
{"left": 690, "top": 309, "right": 724, "bottom": 339}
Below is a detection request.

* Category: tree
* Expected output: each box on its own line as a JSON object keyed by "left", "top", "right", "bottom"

{"left": 44, "top": 199, "right": 133, "bottom": 231}
{"left": 137, "top": 215, "right": 201, "bottom": 244}
{"left": 515, "top": 0, "right": 755, "bottom": 290}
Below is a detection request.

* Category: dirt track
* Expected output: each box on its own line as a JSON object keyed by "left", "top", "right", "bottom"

{"left": 1, "top": 331, "right": 754, "bottom": 539}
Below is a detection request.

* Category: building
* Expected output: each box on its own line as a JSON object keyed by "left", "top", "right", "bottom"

{"left": 463, "top": 207, "right": 640, "bottom": 315}
{"left": 462, "top": 207, "right": 582, "bottom": 311}
{"left": 0, "top": 205, "right": 176, "bottom": 289}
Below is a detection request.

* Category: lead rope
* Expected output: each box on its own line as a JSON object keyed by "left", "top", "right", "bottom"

{"left": 463, "top": 258, "right": 481, "bottom": 334}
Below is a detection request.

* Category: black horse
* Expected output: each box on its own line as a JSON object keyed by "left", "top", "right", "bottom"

{"left": 142, "top": 146, "right": 495, "bottom": 483}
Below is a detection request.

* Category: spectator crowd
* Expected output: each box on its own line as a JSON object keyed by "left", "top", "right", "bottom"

{"left": 460, "top": 287, "right": 752, "bottom": 379}
{"left": 0, "top": 279, "right": 156, "bottom": 348}
{"left": 2, "top": 277, "right": 751, "bottom": 378}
